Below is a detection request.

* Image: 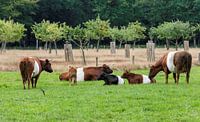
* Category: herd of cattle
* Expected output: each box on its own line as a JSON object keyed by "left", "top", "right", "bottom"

{"left": 19, "top": 51, "right": 192, "bottom": 89}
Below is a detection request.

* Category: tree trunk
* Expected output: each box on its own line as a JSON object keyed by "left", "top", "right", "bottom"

{"left": 1, "top": 42, "right": 4, "bottom": 53}
{"left": 119, "top": 40, "right": 122, "bottom": 49}
{"left": 3, "top": 41, "right": 6, "bottom": 52}
{"left": 133, "top": 41, "right": 136, "bottom": 50}
{"left": 44, "top": 41, "right": 48, "bottom": 51}
{"left": 96, "top": 39, "right": 100, "bottom": 52}
{"left": 166, "top": 40, "right": 169, "bottom": 50}
{"left": 194, "top": 38, "right": 197, "bottom": 48}
{"left": 49, "top": 42, "right": 52, "bottom": 54}
{"left": 54, "top": 41, "right": 57, "bottom": 55}
{"left": 80, "top": 41, "right": 86, "bottom": 65}
{"left": 36, "top": 40, "right": 39, "bottom": 50}
{"left": 1, "top": 41, "right": 7, "bottom": 53}
{"left": 175, "top": 39, "right": 178, "bottom": 51}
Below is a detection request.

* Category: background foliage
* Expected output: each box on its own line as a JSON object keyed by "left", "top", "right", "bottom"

{"left": 1, "top": 0, "right": 200, "bottom": 47}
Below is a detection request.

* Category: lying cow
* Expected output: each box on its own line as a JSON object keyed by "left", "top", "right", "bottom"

{"left": 19, "top": 57, "right": 53, "bottom": 89}
{"left": 59, "top": 64, "right": 113, "bottom": 84}
{"left": 98, "top": 73, "right": 124, "bottom": 85}
{"left": 121, "top": 70, "right": 156, "bottom": 84}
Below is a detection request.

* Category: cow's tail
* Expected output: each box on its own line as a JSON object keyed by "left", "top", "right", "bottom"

{"left": 19, "top": 60, "right": 28, "bottom": 82}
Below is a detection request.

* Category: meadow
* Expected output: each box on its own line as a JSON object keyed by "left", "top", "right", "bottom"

{"left": 0, "top": 67, "right": 200, "bottom": 121}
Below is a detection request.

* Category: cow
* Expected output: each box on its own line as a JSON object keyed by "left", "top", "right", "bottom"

{"left": 19, "top": 57, "right": 53, "bottom": 89}
{"left": 98, "top": 73, "right": 124, "bottom": 85}
{"left": 148, "top": 51, "right": 192, "bottom": 84}
{"left": 121, "top": 70, "right": 156, "bottom": 84}
{"left": 59, "top": 64, "right": 113, "bottom": 84}
{"left": 59, "top": 71, "right": 70, "bottom": 81}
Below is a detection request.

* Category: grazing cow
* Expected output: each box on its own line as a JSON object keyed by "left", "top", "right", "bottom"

{"left": 19, "top": 57, "right": 53, "bottom": 89}
{"left": 121, "top": 70, "right": 156, "bottom": 84}
{"left": 60, "top": 64, "right": 113, "bottom": 84}
{"left": 148, "top": 51, "right": 192, "bottom": 84}
{"left": 98, "top": 73, "right": 124, "bottom": 85}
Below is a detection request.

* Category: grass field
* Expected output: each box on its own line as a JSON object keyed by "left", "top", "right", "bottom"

{"left": 0, "top": 67, "right": 200, "bottom": 121}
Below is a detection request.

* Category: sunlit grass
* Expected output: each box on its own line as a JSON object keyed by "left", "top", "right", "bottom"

{"left": 0, "top": 67, "right": 200, "bottom": 121}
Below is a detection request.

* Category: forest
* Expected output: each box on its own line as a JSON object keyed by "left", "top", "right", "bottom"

{"left": 1, "top": 0, "right": 200, "bottom": 48}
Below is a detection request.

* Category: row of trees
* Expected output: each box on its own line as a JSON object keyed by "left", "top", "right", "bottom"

{"left": 1, "top": 17, "right": 199, "bottom": 55}
{"left": 1, "top": 1, "right": 200, "bottom": 47}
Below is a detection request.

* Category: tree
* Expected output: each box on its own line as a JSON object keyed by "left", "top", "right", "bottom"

{"left": 84, "top": 16, "right": 110, "bottom": 52}
{"left": 150, "top": 21, "right": 193, "bottom": 50}
{"left": 32, "top": 20, "right": 63, "bottom": 54}
{"left": 69, "top": 25, "right": 89, "bottom": 65}
{"left": 0, "top": 19, "right": 25, "bottom": 53}
{"left": 126, "top": 21, "right": 146, "bottom": 48}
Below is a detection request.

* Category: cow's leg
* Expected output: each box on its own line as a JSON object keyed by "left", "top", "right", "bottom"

{"left": 186, "top": 72, "right": 190, "bottom": 84}
{"left": 23, "top": 79, "right": 26, "bottom": 90}
{"left": 173, "top": 73, "right": 176, "bottom": 83}
{"left": 27, "top": 77, "right": 31, "bottom": 89}
{"left": 74, "top": 78, "right": 77, "bottom": 85}
{"left": 176, "top": 73, "right": 180, "bottom": 85}
{"left": 31, "top": 78, "right": 34, "bottom": 88}
{"left": 165, "top": 73, "right": 169, "bottom": 84}
{"left": 35, "top": 76, "right": 39, "bottom": 88}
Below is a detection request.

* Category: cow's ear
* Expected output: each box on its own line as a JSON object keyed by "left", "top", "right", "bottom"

{"left": 102, "top": 64, "right": 107, "bottom": 67}
{"left": 45, "top": 59, "right": 49, "bottom": 63}
{"left": 126, "top": 68, "right": 131, "bottom": 73}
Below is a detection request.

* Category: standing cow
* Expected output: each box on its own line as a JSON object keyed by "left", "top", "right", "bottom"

{"left": 149, "top": 51, "right": 192, "bottom": 84}
{"left": 19, "top": 57, "right": 53, "bottom": 89}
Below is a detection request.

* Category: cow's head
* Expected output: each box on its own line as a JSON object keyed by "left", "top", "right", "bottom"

{"left": 68, "top": 66, "right": 77, "bottom": 80}
{"left": 42, "top": 59, "right": 53, "bottom": 73}
{"left": 121, "top": 70, "right": 130, "bottom": 79}
{"left": 59, "top": 71, "right": 69, "bottom": 81}
{"left": 102, "top": 64, "right": 113, "bottom": 74}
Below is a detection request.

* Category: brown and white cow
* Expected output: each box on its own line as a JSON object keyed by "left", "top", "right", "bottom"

{"left": 59, "top": 64, "right": 113, "bottom": 84}
{"left": 148, "top": 51, "right": 192, "bottom": 84}
{"left": 19, "top": 57, "right": 53, "bottom": 89}
{"left": 121, "top": 70, "right": 156, "bottom": 84}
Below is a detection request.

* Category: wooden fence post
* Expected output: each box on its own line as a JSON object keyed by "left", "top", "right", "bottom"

{"left": 184, "top": 40, "right": 189, "bottom": 51}
{"left": 125, "top": 44, "right": 130, "bottom": 58}
{"left": 96, "top": 57, "right": 98, "bottom": 66}
{"left": 132, "top": 55, "right": 135, "bottom": 64}
{"left": 146, "top": 41, "right": 155, "bottom": 62}
{"left": 110, "top": 41, "right": 116, "bottom": 54}
{"left": 64, "top": 43, "right": 74, "bottom": 62}
{"left": 198, "top": 53, "right": 200, "bottom": 64}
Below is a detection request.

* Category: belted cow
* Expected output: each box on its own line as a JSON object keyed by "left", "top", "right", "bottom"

{"left": 19, "top": 57, "right": 53, "bottom": 89}
{"left": 59, "top": 64, "right": 113, "bottom": 84}
{"left": 98, "top": 73, "right": 125, "bottom": 85}
{"left": 148, "top": 51, "right": 192, "bottom": 84}
{"left": 121, "top": 70, "right": 156, "bottom": 84}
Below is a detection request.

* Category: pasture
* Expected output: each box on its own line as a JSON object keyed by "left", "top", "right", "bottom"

{"left": 0, "top": 48, "right": 200, "bottom": 121}
{"left": 0, "top": 67, "right": 200, "bottom": 121}
{"left": 0, "top": 48, "right": 200, "bottom": 72}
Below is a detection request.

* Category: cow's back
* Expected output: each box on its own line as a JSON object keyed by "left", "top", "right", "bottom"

{"left": 84, "top": 67, "right": 103, "bottom": 80}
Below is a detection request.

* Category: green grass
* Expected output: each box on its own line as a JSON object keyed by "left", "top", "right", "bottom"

{"left": 0, "top": 67, "right": 200, "bottom": 121}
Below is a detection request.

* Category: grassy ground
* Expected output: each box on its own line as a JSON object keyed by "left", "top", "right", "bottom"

{"left": 0, "top": 67, "right": 200, "bottom": 121}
